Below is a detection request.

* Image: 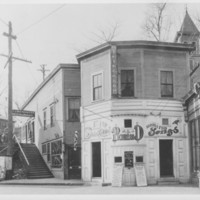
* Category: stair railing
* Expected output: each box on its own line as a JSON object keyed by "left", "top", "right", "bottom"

{"left": 13, "top": 135, "right": 29, "bottom": 166}
{"left": 0, "top": 146, "right": 8, "bottom": 154}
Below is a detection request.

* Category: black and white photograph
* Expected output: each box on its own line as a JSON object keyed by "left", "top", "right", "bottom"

{"left": 0, "top": 0, "right": 200, "bottom": 199}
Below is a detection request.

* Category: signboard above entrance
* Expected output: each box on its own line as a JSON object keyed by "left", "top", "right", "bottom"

{"left": 12, "top": 110, "right": 35, "bottom": 118}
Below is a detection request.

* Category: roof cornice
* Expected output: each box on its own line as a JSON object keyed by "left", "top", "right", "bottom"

{"left": 21, "top": 63, "right": 79, "bottom": 110}
{"left": 76, "top": 40, "right": 195, "bottom": 61}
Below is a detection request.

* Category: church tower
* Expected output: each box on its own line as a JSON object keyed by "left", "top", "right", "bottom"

{"left": 175, "top": 9, "right": 200, "bottom": 87}
{"left": 174, "top": 9, "right": 200, "bottom": 52}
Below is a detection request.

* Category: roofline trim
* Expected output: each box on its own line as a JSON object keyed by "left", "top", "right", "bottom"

{"left": 21, "top": 64, "right": 79, "bottom": 110}
{"left": 76, "top": 40, "right": 195, "bottom": 60}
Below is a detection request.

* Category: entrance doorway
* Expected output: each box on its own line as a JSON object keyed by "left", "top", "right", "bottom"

{"left": 68, "top": 147, "right": 81, "bottom": 179}
{"left": 159, "top": 139, "right": 173, "bottom": 177}
{"left": 92, "top": 142, "right": 101, "bottom": 177}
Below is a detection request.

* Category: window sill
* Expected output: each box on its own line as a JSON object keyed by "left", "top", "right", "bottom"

{"left": 67, "top": 120, "right": 80, "bottom": 123}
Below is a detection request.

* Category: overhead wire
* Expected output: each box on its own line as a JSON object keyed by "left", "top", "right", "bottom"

{"left": 15, "top": 39, "right": 38, "bottom": 86}
{"left": 0, "top": 17, "right": 8, "bottom": 27}
{"left": 16, "top": 4, "right": 66, "bottom": 36}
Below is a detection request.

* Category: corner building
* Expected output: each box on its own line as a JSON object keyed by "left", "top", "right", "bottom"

{"left": 77, "top": 41, "right": 194, "bottom": 186}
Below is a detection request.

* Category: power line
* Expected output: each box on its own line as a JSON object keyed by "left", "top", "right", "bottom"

{"left": 15, "top": 40, "right": 38, "bottom": 85}
{"left": 0, "top": 17, "right": 8, "bottom": 27}
{"left": 16, "top": 4, "right": 66, "bottom": 35}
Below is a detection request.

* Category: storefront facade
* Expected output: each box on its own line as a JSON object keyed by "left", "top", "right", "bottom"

{"left": 81, "top": 99, "right": 189, "bottom": 185}
{"left": 77, "top": 41, "right": 194, "bottom": 185}
{"left": 184, "top": 88, "right": 200, "bottom": 184}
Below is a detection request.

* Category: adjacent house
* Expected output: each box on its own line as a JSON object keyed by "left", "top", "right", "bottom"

{"left": 77, "top": 40, "right": 194, "bottom": 186}
{"left": 175, "top": 10, "right": 200, "bottom": 184}
{"left": 20, "top": 63, "right": 81, "bottom": 179}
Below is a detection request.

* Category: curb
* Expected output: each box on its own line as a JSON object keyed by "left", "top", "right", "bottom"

{"left": 0, "top": 182, "right": 85, "bottom": 186}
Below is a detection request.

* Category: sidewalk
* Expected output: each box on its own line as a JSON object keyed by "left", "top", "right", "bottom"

{"left": 0, "top": 178, "right": 85, "bottom": 186}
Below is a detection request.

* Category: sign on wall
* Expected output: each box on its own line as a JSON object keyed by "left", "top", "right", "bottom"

{"left": 12, "top": 109, "right": 35, "bottom": 118}
{"left": 112, "top": 122, "right": 144, "bottom": 142}
{"left": 84, "top": 120, "right": 111, "bottom": 139}
{"left": 146, "top": 119, "right": 181, "bottom": 137}
{"left": 111, "top": 46, "right": 118, "bottom": 97}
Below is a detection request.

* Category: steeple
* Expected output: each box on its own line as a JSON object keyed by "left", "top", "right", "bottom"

{"left": 174, "top": 9, "right": 199, "bottom": 43}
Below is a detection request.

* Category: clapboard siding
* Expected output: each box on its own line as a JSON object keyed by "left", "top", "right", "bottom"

{"left": 143, "top": 50, "right": 188, "bottom": 99}
{"left": 63, "top": 68, "right": 80, "bottom": 96}
{"left": 81, "top": 50, "right": 111, "bottom": 107}
{"left": 117, "top": 49, "right": 142, "bottom": 98}
{"left": 23, "top": 69, "right": 63, "bottom": 147}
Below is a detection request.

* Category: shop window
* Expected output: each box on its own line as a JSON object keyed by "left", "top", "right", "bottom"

{"left": 43, "top": 109, "right": 47, "bottom": 130}
{"left": 121, "top": 70, "right": 134, "bottom": 97}
{"left": 68, "top": 98, "right": 80, "bottom": 122}
{"left": 51, "top": 140, "right": 62, "bottom": 168}
{"left": 160, "top": 71, "right": 173, "bottom": 97}
{"left": 136, "top": 156, "right": 143, "bottom": 163}
{"left": 50, "top": 104, "right": 55, "bottom": 127}
{"left": 124, "top": 119, "right": 132, "bottom": 128}
{"left": 114, "top": 156, "right": 122, "bottom": 163}
{"left": 42, "top": 144, "right": 47, "bottom": 154}
{"left": 93, "top": 73, "right": 102, "bottom": 101}
{"left": 162, "top": 118, "right": 169, "bottom": 126}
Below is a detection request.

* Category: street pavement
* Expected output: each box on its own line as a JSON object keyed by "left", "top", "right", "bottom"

{"left": 0, "top": 183, "right": 200, "bottom": 195}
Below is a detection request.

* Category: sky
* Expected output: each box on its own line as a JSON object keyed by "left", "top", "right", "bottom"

{"left": 0, "top": 1, "right": 200, "bottom": 120}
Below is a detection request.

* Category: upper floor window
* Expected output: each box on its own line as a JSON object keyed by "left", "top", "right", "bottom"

{"left": 50, "top": 104, "right": 55, "bottom": 127}
{"left": 160, "top": 71, "right": 173, "bottom": 98}
{"left": 121, "top": 70, "right": 134, "bottom": 97}
{"left": 68, "top": 98, "right": 80, "bottom": 122}
{"left": 93, "top": 73, "right": 102, "bottom": 101}
{"left": 43, "top": 109, "right": 47, "bottom": 130}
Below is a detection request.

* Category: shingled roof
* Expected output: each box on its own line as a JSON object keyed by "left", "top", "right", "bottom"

{"left": 174, "top": 10, "right": 199, "bottom": 42}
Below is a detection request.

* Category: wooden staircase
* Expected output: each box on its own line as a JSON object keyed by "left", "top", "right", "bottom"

{"left": 19, "top": 143, "right": 54, "bottom": 179}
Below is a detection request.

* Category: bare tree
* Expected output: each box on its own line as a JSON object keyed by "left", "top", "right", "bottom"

{"left": 143, "top": 3, "right": 172, "bottom": 42}
{"left": 69, "top": 21, "right": 121, "bottom": 54}
{"left": 90, "top": 21, "right": 120, "bottom": 44}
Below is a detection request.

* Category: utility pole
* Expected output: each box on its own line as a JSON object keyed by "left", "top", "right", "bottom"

{"left": 3, "top": 23, "right": 16, "bottom": 179}
{"left": 37, "top": 64, "right": 50, "bottom": 81}
{"left": 2, "top": 21, "right": 31, "bottom": 179}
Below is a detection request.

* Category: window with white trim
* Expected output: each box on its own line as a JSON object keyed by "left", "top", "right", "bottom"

{"left": 121, "top": 70, "right": 134, "bottom": 97}
{"left": 43, "top": 109, "right": 47, "bottom": 130}
{"left": 93, "top": 73, "right": 102, "bottom": 101}
{"left": 68, "top": 98, "right": 80, "bottom": 122}
{"left": 50, "top": 104, "right": 55, "bottom": 127}
{"left": 160, "top": 71, "right": 173, "bottom": 97}
{"left": 42, "top": 144, "right": 47, "bottom": 154}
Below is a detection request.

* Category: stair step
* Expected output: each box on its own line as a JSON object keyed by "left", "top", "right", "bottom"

{"left": 158, "top": 178, "right": 179, "bottom": 185}
{"left": 28, "top": 175, "right": 54, "bottom": 179}
{"left": 28, "top": 171, "right": 52, "bottom": 174}
{"left": 18, "top": 143, "right": 54, "bottom": 179}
